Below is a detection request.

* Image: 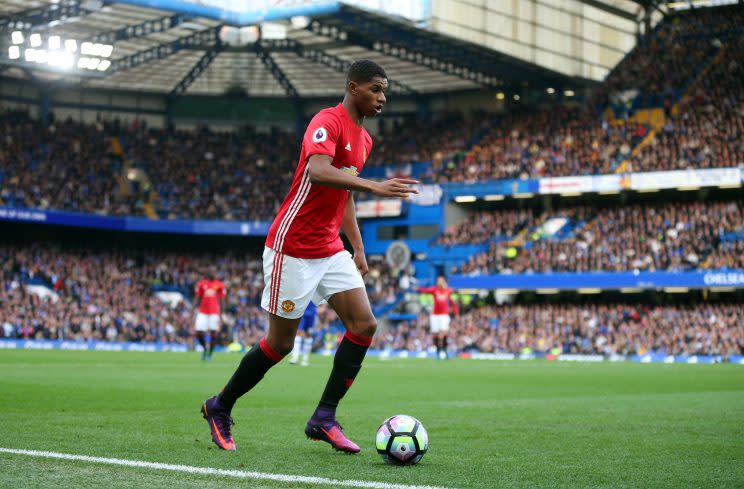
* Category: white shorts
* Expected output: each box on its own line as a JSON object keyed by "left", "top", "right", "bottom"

{"left": 261, "top": 247, "right": 365, "bottom": 319}
{"left": 195, "top": 313, "right": 220, "bottom": 332}
{"left": 430, "top": 314, "right": 450, "bottom": 334}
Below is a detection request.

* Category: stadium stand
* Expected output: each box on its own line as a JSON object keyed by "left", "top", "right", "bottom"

{"left": 0, "top": 243, "right": 263, "bottom": 345}
{"left": 3, "top": 5, "right": 742, "bottom": 221}
{"left": 0, "top": 241, "right": 408, "bottom": 350}
{"left": 457, "top": 200, "right": 744, "bottom": 274}
{"left": 0, "top": 113, "right": 134, "bottom": 215}
{"left": 376, "top": 303, "right": 744, "bottom": 357}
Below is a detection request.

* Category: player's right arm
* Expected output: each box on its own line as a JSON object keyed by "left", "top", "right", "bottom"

{"left": 417, "top": 286, "right": 436, "bottom": 294}
{"left": 308, "top": 155, "right": 418, "bottom": 198}
{"left": 192, "top": 282, "right": 202, "bottom": 311}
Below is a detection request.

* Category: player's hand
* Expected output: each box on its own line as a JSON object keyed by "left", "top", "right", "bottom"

{"left": 353, "top": 250, "right": 369, "bottom": 277}
{"left": 372, "top": 178, "right": 419, "bottom": 199}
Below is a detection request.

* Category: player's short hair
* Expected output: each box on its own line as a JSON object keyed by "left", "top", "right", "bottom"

{"left": 346, "top": 60, "right": 387, "bottom": 85}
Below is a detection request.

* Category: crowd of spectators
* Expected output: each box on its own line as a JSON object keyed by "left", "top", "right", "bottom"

{"left": 0, "top": 111, "right": 494, "bottom": 221}
{"left": 0, "top": 113, "right": 136, "bottom": 215}
{"left": 0, "top": 243, "right": 268, "bottom": 346}
{"left": 369, "top": 112, "right": 493, "bottom": 167}
{"left": 458, "top": 200, "right": 744, "bottom": 274}
{"left": 124, "top": 125, "right": 298, "bottom": 221}
{"left": 376, "top": 302, "right": 744, "bottom": 358}
{"left": 432, "top": 107, "right": 648, "bottom": 182}
{"left": 599, "top": 5, "right": 744, "bottom": 104}
{"left": 437, "top": 208, "right": 538, "bottom": 245}
{"left": 0, "top": 242, "right": 412, "bottom": 347}
{"left": 2, "top": 11, "right": 741, "bottom": 219}
{"left": 125, "top": 112, "right": 498, "bottom": 219}
{"left": 430, "top": 7, "right": 744, "bottom": 183}
{"left": 1, "top": 7, "right": 742, "bottom": 222}
{"left": 631, "top": 36, "right": 744, "bottom": 173}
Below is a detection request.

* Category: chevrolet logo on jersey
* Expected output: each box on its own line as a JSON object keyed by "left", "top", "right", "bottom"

{"left": 340, "top": 166, "right": 359, "bottom": 176}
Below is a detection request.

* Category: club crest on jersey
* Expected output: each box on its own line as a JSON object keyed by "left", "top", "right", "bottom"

{"left": 340, "top": 166, "right": 359, "bottom": 177}
{"left": 281, "top": 300, "right": 295, "bottom": 313}
{"left": 312, "top": 127, "right": 328, "bottom": 143}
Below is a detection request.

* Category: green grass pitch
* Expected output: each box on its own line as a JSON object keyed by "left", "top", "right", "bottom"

{"left": 0, "top": 350, "right": 742, "bottom": 488}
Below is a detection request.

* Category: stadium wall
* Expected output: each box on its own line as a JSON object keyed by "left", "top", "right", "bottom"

{"left": 1, "top": 339, "right": 742, "bottom": 365}
{"left": 1, "top": 78, "right": 167, "bottom": 127}
{"left": 430, "top": 89, "right": 505, "bottom": 113}
{"left": 2, "top": 75, "right": 515, "bottom": 132}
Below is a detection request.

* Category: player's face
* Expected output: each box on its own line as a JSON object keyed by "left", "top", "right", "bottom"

{"left": 354, "top": 76, "right": 388, "bottom": 117}
{"left": 437, "top": 277, "right": 446, "bottom": 288}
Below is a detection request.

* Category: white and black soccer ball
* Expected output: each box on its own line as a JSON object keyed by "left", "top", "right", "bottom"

{"left": 375, "top": 414, "right": 428, "bottom": 465}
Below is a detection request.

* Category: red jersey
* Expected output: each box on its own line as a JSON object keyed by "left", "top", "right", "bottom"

{"left": 196, "top": 279, "right": 226, "bottom": 315}
{"left": 418, "top": 286, "right": 458, "bottom": 316}
{"left": 266, "top": 103, "right": 373, "bottom": 258}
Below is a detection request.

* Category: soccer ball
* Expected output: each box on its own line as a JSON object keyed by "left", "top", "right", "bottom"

{"left": 375, "top": 415, "right": 428, "bottom": 465}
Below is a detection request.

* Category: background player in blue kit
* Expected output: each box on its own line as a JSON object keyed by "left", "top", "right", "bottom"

{"left": 290, "top": 301, "right": 317, "bottom": 367}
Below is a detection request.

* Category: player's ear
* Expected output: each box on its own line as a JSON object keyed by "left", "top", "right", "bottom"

{"left": 347, "top": 79, "right": 358, "bottom": 95}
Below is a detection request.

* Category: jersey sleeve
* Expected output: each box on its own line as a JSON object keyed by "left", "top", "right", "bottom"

{"left": 303, "top": 111, "right": 342, "bottom": 159}
{"left": 195, "top": 281, "right": 204, "bottom": 297}
{"left": 219, "top": 282, "right": 227, "bottom": 299}
{"left": 417, "top": 286, "right": 436, "bottom": 294}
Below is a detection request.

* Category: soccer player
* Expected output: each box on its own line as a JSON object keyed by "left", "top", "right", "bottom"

{"left": 289, "top": 301, "right": 317, "bottom": 366}
{"left": 418, "top": 276, "right": 458, "bottom": 360}
{"left": 193, "top": 269, "right": 226, "bottom": 361}
{"left": 201, "top": 60, "right": 418, "bottom": 453}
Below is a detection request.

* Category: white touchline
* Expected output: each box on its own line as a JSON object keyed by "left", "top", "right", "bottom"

{"left": 0, "top": 448, "right": 456, "bottom": 489}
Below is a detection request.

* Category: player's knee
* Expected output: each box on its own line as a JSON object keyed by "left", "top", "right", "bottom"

{"left": 349, "top": 316, "right": 377, "bottom": 337}
{"left": 265, "top": 334, "right": 295, "bottom": 356}
{"left": 275, "top": 337, "right": 295, "bottom": 356}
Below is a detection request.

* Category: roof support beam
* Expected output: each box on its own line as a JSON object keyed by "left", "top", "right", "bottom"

{"left": 107, "top": 27, "right": 219, "bottom": 75}
{"left": 577, "top": 0, "right": 638, "bottom": 21}
{"left": 255, "top": 43, "right": 299, "bottom": 98}
{"left": 307, "top": 13, "right": 502, "bottom": 88}
{"left": 648, "top": 1, "right": 669, "bottom": 18}
{"left": 169, "top": 41, "right": 222, "bottom": 98}
{"left": 259, "top": 38, "right": 417, "bottom": 94}
{"left": 296, "top": 45, "right": 418, "bottom": 95}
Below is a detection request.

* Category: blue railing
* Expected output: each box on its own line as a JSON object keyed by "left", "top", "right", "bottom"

{"left": 0, "top": 206, "right": 270, "bottom": 236}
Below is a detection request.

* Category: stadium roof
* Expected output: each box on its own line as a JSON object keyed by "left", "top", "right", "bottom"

{"left": 0, "top": 0, "right": 691, "bottom": 98}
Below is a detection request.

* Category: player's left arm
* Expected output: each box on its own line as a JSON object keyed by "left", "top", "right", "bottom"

{"left": 450, "top": 292, "right": 460, "bottom": 318}
{"left": 219, "top": 284, "right": 227, "bottom": 324}
{"left": 342, "top": 194, "right": 368, "bottom": 276}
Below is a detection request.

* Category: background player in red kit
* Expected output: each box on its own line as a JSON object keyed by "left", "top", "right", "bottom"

{"left": 418, "top": 276, "right": 459, "bottom": 360}
{"left": 201, "top": 60, "right": 419, "bottom": 453}
{"left": 193, "top": 269, "right": 226, "bottom": 361}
